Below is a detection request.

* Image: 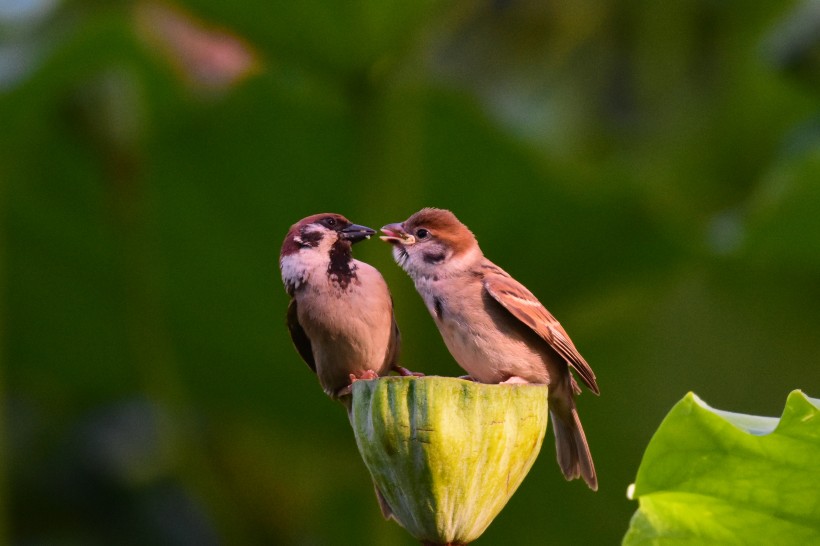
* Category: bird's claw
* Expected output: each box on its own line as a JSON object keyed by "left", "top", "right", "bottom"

{"left": 337, "top": 370, "right": 380, "bottom": 398}
{"left": 457, "top": 375, "right": 476, "bottom": 382}
{"left": 350, "top": 370, "right": 380, "bottom": 383}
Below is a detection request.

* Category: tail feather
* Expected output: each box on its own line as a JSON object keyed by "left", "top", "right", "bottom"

{"left": 551, "top": 406, "right": 597, "bottom": 491}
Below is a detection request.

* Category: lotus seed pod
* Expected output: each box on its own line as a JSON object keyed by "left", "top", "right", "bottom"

{"left": 350, "top": 376, "right": 549, "bottom": 545}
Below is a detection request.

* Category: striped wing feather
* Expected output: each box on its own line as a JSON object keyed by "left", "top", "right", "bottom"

{"left": 483, "top": 273, "right": 599, "bottom": 395}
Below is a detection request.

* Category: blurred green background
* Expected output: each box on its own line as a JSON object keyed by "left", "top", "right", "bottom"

{"left": 2, "top": 1, "right": 820, "bottom": 544}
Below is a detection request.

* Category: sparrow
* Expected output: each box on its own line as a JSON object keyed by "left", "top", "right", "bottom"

{"left": 281, "top": 213, "right": 418, "bottom": 521}
{"left": 380, "top": 208, "right": 600, "bottom": 490}
{"left": 280, "top": 213, "right": 414, "bottom": 399}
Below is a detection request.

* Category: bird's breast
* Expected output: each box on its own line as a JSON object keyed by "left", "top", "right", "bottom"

{"left": 298, "top": 271, "right": 394, "bottom": 378}
{"left": 419, "top": 280, "right": 548, "bottom": 384}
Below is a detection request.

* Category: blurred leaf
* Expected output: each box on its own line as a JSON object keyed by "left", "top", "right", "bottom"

{"left": 177, "top": 0, "right": 450, "bottom": 75}
{"left": 624, "top": 391, "right": 820, "bottom": 545}
{"left": 765, "top": 0, "right": 820, "bottom": 89}
{"left": 743, "top": 147, "right": 820, "bottom": 269}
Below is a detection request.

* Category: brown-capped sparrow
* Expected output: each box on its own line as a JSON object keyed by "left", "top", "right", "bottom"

{"left": 381, "top": 208, "right": 599, "bottom": 490}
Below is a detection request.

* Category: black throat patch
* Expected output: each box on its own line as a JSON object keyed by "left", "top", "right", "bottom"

{"left": 328, "top": 240, "right": 357, "bottom": 290}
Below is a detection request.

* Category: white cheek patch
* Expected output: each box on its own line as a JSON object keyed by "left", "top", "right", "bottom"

{"left": 280, "top": 252, "right": 308, "bottom": 274}
{"left": 280, "top": 249, "right": 329, "bottom": 291}
{"left": 279, "top": 254, "right": 305, "bottom": 291}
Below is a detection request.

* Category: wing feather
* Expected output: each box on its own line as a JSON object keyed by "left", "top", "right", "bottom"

{"left": 287, "top": 299, "right": 316, "bottom": 373}
{"left": 386, "top": 299, "right": 401, "bottom": 367}
{"left": 483, "top": 272, "right": 599, "bottom": 394}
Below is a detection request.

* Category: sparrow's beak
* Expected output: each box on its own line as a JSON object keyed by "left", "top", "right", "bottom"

{"left": 380, "top": 223, "right": 415, "bottom": 245}
{"left": 340, "top": 223, "right": 377, "bottom": 244}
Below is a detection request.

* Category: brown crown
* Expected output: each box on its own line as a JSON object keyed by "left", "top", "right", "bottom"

{"left": 403, "top": 208, "right": 477, "bottom": 256}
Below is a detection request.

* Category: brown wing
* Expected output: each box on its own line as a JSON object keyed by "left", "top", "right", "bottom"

{"left": 287, "top": 299, "right": 316, "bottom": 373}
{"left": 483, "top": 273, "right": 599, "bottom": 395}
{"left": 387, "top": 308, "right": 401, "bottom": 367}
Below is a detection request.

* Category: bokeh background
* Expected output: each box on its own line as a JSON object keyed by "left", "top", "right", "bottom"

{"left": 3, "top": 1, "right": 820, "bottom": 544}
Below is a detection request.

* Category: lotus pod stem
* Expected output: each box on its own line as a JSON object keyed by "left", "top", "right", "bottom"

{"left": 350, "top": 376, "right": 549, "bottom": 545}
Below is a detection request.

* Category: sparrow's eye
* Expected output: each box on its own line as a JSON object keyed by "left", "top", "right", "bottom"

{"left": 416, "top": 228, "right": 429, "bottom": 239}
{"left": 324, "top": 217, "right": 337, "bottom": 227}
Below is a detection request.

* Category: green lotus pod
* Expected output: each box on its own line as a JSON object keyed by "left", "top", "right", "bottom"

{"left": 350, "top": 376, "right": 549, "bottom": 545}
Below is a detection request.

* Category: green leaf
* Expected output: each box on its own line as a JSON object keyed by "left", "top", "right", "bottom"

{"left": 624, "top": 390, "right": 820, "bottom": 545}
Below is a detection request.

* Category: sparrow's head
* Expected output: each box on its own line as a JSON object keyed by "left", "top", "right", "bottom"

{"left": 280, "top": 213, "right": 376, "bottom": 293}
{"left": 381, "top": 208, "right": 481, "bottom": 278}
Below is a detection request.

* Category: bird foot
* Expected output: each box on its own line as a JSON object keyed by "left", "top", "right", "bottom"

{"left": 501, "top": 376, "right": 529, "bottom": 385}
{"left": 350, "top": 370, "right": 380, "bottom": 382}
{"left": 393, "top": 365, "right": 424, "bottom": 377}
{"left": 337, "top": 370, "right": 380, "bottom": 397}
{"left": 458, "top": 375, "right": 476, "bottom": 382}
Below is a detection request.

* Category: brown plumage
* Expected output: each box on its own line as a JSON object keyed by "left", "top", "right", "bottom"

{"left": 280, "top": 213, "right": 412, "bottom": 519}
{"left": 382, "top": 208, "right": 599, "bottom": 490}
{"left": 280, "top": 213, "right": 402, "bottom": 399}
